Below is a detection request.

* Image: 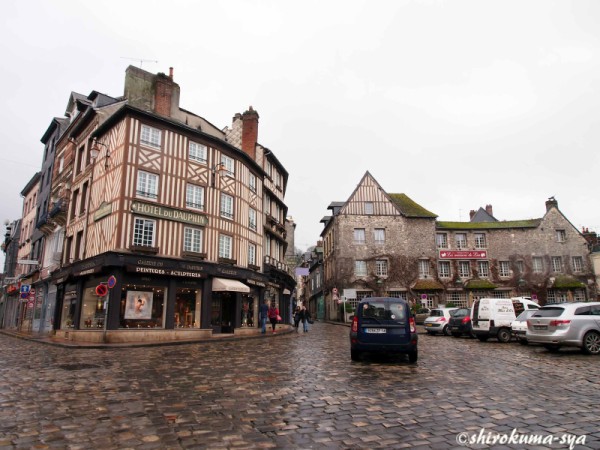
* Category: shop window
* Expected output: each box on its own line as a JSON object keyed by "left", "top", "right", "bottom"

{"left": 241, "top": 295, "right": 255, "bottom": 327}
{"left": 80, "top": 284, "right": 107, "bottom": 329}
{"left": 174, "top": 288, "right": 201, "bottom": 328}
{"left": 120, "top": 284, "right": 166, "bottom": 328}
{"left": 60, "top": 292, "right": 77, "bottom": 328}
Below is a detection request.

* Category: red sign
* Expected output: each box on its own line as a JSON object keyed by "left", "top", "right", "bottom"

{"left": 95, "top": 284, "right": 108, "bottom": 297}
{"left": 439, "top": 250, "right": 487, "bottom": 259}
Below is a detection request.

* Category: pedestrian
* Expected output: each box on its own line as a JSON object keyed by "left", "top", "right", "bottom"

{"left": 268, "top": 303, "right": 280, "bottom": 333}
{"left": 300, "top": 304, "right": 311, "bottom": 333}
{"left": 259, "top": 299, "right": 269, "bottom": 334}
{"left": 293, "top": 306, "right": 301, "bottom": 332}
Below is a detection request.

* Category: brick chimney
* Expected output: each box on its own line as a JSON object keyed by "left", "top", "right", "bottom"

{"left": 241, "top": 106, "right": 259, "bottom": 160}
{"left": 485, "top": 204, "right": 493, "bottom": 217}
{"left": 154, "top": 67, "right": 176, "bottom": 117}
{"left": 545, "top": 196, "right": 558, "bottom": 212}
{"left": 469, "top": 210, "right": 476, "bottom": 220}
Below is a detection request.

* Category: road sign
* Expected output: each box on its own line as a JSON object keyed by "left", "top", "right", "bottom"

{"left": 107, "top": 275, "right": 117, "bottom": 289}
{"left": 96, "top": 284, "right": 108, "bottom": 297}
{"left": 20, "top": 284, "right": 30, "bottom": 294}
{"left": 20, "top": 292, "right": 29, "bottom": 300}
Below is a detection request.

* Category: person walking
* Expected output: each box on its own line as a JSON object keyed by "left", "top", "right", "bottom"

{"left": 268, "top": 303, "right": 280, "bottom": 333}
{"left": 293, "top": 306, "right": 301, "bottom": 332}
{"left": 300, "top": 304, "right": 311, "bottom": 333}
{"left": 259, "top": 299, "right": 269, "bottom": 334}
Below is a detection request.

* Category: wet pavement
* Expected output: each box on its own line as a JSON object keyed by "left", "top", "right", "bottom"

{"left": 0, "top": 322, "right": 598, "bottom": 449}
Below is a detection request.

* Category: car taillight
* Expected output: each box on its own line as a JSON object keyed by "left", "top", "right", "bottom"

{"left": 409, "top": 316, "right": 416, "bottom": 333}
{"left": 351, "top": 315, "right": 358, "bottom": 332}
{"left": 549, "top": 320, "right": 571, "bottom": 327}
{"left": 439, "top": 317, "right": 446, "bottom": 322}
{"left": 462, "top": 316, "right": 470, "bottom": 324}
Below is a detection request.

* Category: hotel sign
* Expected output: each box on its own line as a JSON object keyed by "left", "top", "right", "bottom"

{"left": 439, "top": 250, "right": 487, "bottom": 259}
{"left": 131, "top": 201, "right": 208, "bottom": 226}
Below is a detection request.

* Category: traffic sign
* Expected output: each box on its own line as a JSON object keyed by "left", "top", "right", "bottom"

{"left": 20, "top": 284, "right": 30, "bottom": 294}
{"left": 20, "top": 292, "right": 29, "bottom": 300}
{"left": 107, "top": 275, "right": 117, "bottom": 289}
{"left": 96, "top": 284, "right": 108, "bottom": 297}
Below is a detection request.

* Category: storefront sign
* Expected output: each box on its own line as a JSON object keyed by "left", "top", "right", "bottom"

{"left": 247, "top": 279, "right": 266, "bottom": 287}
{"left": 126, "top": 265, "right": 206, "bottom": 279}
{"left": 74, "top": 267, "right": 101, "bottom": 277}
{"left": 131, "top": 201, "right": 208, "bottom": 226}
{"left": 439, "top": 250, "right": 487, "bottom": 259}
{"left": 94, "top": 201, "right": 112, "bottom": 221}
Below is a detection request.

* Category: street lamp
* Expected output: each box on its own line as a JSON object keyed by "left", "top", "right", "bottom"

{"left": 211, "top": 162, "right": 227, "bottom": 187}
{"left": 91, "top": 138, "right": 110, "bottom": 168}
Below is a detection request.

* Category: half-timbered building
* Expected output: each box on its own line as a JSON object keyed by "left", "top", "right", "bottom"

{"left": 44, "top": 66, "right": 294, "bottom": 343}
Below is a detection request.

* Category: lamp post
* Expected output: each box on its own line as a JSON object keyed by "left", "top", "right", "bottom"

{"left": 91, "top": 138, "right": 110, "bottom": 168}
{"left": 211, "top": 162, "right": 227, "bottom": 187}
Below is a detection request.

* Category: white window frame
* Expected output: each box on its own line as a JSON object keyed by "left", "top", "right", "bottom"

{"left": 474, "top": 233, "right": 487, "bottom": 249}
{"left": 140, "top": 124, "right": 161, "bottom": 148}
{"left": 499, "top": 261, "right": 511, "bottom": 277}
{"left": 248, "top": 243, "right": 256, "bottom": 266}
{"left": 572, "top": 256, "right": 583, "bottom": 273}
{"left": 220, "top": 193, "right": 234, "bottom": 219}
{"left": 438, "top": 261, "right": 451, "bottom": 278}
{"left": 249, "top": 173, "right": 257, "bottom": 193}
{"left": 249, "top": 208, "right": 257, "bottom": 231}
{"left": 459, "top": 261, "right": 470, "bottom": 278}
{"left": 419, "top": 260, "right": 430, "bottom": 278}
{"left": 556, "top": 229, "right": 566, "bottom": 243}
{"left": 364, "top": 202, "right": 374, "bottom": 215}
{"left": 133, "top": 217, "right": 155, "bottom": 247}
{"left": 221, "top": 155, "right": 235, "bottom": 177}
{"left": 137, "top": 171, "right": 158, "bottom": 200}
{"left": 353, "top": 228, "right": 365, "bottom": 244}
{"left": 189, "top": 141, "right": 207, "bottom": 164}
{"left": 355, "top": 260, "right": 367, "bottom": 277}
{"left": 455, "top": 233, "right": 467, "bottom": 250}
{"left": 532, "top": 257, "right": 544, "bottom": 273}
{"left": 551, "top": 256, "right": 563, "bottom": 273}
{"left": 219, "top": 234, "right": 233, "bottom": 259}
{"left": 478, "top": 261, "right": 489, "bottom": 278}
{"left": 376, "top": 259, "right": 388, "bottom": 277}
{"left": 183, "top": 227, "right": 203, "bottom": 253}
{"left": 186, "top": 184, "right": 204, "bottom": 210}
{"left": 374, "top": 228, "right": 385, "bottom": 244}
{"left": 436, "top": 233, "right": 448, "bottom": 249}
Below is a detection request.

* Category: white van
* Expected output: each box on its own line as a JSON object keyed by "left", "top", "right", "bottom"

{"left": 471, "top": 297, "right": 539, "bottom": 343}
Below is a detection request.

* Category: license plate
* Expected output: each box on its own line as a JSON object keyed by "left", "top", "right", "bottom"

{"left": 533, "top": 325, "right": 547, "bottom": 330}
{"left": 365, "top": 328, "right": 386, "bottom": 334}
{"left": 425, "top": 323, "right": 433, "bottom": 327}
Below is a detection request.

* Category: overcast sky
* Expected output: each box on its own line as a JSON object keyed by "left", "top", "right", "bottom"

{"left": 1, "top": 0, "right": 599, "bottom": 269}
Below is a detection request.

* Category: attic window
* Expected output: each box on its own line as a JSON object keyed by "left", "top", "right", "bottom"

{"left": 364, "top": 202, "right": 373, "bottom": 215}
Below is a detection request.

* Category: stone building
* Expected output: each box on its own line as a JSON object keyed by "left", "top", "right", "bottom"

{"left": 320, "top": 172, "right": 595, "bottom": 318}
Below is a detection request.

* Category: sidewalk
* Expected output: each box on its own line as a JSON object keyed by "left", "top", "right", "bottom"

{"left": 0, "top": 324, "right": 295, "bottom": 349}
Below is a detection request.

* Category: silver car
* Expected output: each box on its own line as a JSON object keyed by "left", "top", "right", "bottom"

{"left": 526, "top": 302, "right": 600, "bottom": 354}
{"left": 424, "top": 307, "right": 458, "bottom": 336}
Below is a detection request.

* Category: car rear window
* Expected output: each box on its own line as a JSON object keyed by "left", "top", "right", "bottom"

{"left": 531, "top": 307, "right": 565, "bottom": 318}
{"left": 361, "top": 301, "right": 406, "bottom": 321}
{"left": 453, "top": 308, "right": 469, "bottom": 317}
{"left": 430, "top": 310, "right": 443, "bottom": 317}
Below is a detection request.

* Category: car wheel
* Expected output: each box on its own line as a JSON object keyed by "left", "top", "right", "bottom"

{"left": 544, "top": 344, "right": 560, "bottom": 353}
{"left": 469, "top": 331, "right": 476, "bottom": 339}
{"left": 518, "top": 338, "right": 528, "bottom": 346}
{"left": 582, "top": 331, "right": 600, "bottom": 355}
{"left": 452, "top": 332, "right": 461, "bottom": 338}
{"left": 425, "top": 330, "right": 433, "bottom": 335}
{"left": 408, "top": 350, "right": 418, "bottom": 363}
{"left": 351, "top": 349, "right": 361, "bottom": 361}
{"left": 497, "top": 328, "right": 511, "bottom": 343}
{"left": 443, "top": 325, "right": 451, "bottom": 336}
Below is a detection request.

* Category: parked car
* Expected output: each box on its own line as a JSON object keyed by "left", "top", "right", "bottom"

{"left": 526, "top": 302, "right": 600, "bottom": 354}
{"left": 414, "top": 307, "right": 431, "bottom": 325}
{"left": 424, "top": 308, "right": 458, "bottom": 336}
{"left": 350, "top": 297, "right": 418, "bottom": 362}
{"left": 511, "top": 309, "right": 539, "bottom": 345}
{"left": 471, "top": 297, "right": 539, "bottom": 342}
{"left": 448, "top": 308, "right": 474, "bottom": 338}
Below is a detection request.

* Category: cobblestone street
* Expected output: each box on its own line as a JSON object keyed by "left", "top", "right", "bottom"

{"left": 0, "top": 322, "right": 598, "bottom": 449}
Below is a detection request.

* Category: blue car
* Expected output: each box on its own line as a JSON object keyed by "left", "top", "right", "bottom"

{"left": 349, "top": 297, "right": 418, "bottom": 362}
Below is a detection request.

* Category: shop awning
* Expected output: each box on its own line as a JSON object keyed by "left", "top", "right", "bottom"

{"left": 212, "top": 278, "right": 250, "bottom": 293}
{"left": 283, "top": 289, "right": 291, "bottom": 295}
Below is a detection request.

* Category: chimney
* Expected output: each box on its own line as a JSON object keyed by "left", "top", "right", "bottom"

{"left": 469, "top": 210, "right": 476, "bottom": 220}
{"left": 485, "top": 204, "right": 493, "bottom": 217}
{"left": 545, "top": 196, "right": 558, "bottom": 212}
{"left": 154, "top": 69, "right": 178, "bottom": 117}
{"left": 241, "top": 106, "right": 259, "bottom": 160}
